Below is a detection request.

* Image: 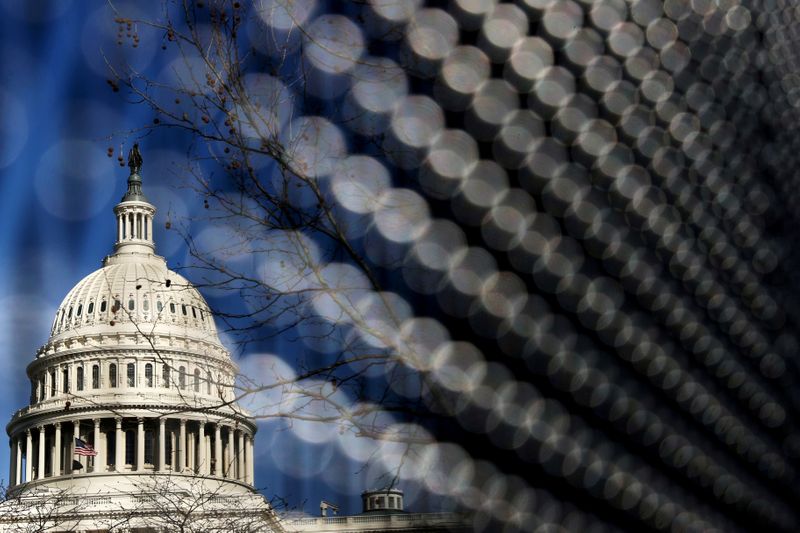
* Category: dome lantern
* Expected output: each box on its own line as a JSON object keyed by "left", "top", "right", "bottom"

{"left": 112, "top": 144, "right": 156, "bottom": 257}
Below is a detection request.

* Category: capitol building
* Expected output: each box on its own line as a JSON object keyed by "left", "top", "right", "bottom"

{"left": 0, "top": 148, "right": 468, "bottom": 532}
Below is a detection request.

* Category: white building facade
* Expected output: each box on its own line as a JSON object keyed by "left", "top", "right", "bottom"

{"left": 2, "top": 146, "right": 280, "bottom": 532}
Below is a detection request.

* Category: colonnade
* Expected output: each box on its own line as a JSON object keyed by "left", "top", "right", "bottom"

{"left": 116, "top": 209, "right": 152, "bottom": 243}
{"left": 8, "top": 417, "right": 254, "bottom": 487}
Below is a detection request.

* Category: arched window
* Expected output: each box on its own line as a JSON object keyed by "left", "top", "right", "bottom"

{"left": 100, "top": 300, "right": 107, "bottom": 313}
{"left": 113, "top": 299, "right": 121, "bottom": 312}
{"left": 157, "top": 300, "right": 163, "bottom": 312}
{"left": 62, "top": 367, "right": 69, "bottom": 393}
{"left": 182, "top": 304, "right": 188, "bottom": 316}
{"left": 207, "top": 371, "right": 212, "bottom": 395}
{"left": 92, "top": 365, "right": 100, "bottom": 389}
{"left": 125, "top": 430, "right": 135, "bottom": 465}
{"left": 67, "top": 307, "right": 73, "bottom": 319}
{"left": 179, "top": 366, "right": 186, "bottom": 390}
{"left": 87, "top": 301, "right": 94, "bottom": 314}
{"left": 143, "top": 298, "right": 149, "bottom": 311}
{"left": 193, "top": 369, "right": 200, "bottom": 392}
{"left": 127, "top": 363, "right": 136, "bottom": 387}
{"left": 50, "top": 370, "right": 56, "bottom": 396}
{"left": 77, "top": 366, "right": 84, "bottom": 391}
{"left": 39, "top": 376, "right": 45, "bottom": 401}
{"left": 145, "top": 363, "right": 153, "bottom": 387}
{"left": 30, "top": 381, "right": 36, "bottom": 404}
{"left": 199, "top": 309, "right": 204, "bottom": 321}
{"left": 162, "top": 365, "right": 170, "bottom": 388}
{"left": 76, "top": 304, "right": 82, "bottom": 317}
{"left": 128, "top": 299, "right": 135, "bottom": 311}
{"left": 109, "top": 363, "right": 117, "bottom": 388}
{"left": 191, "top": 306, "right": 197, "bottom": 319}
{"left": 169, "top": 303, "right": 176, "bottom": 314}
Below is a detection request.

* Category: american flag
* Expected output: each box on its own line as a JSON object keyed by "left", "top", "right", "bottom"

{"left": 74, "top": 438, "right": 97, "bottom": 457}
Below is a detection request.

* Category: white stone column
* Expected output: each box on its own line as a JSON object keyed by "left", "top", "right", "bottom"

{"left": 198, "top": 422, "right": 206, "bottom": 475}
{"left": 24, "top": 430, "right": 32, "bottom": 482}
{"left": 147, "top": 215, "right": 153, "bottom": 242}
{"left": 244, "top": 433, "right": 253, "bottom": 485}
{"left": 226, "top": 427, "right": 234, "bottom": 478}
{"left": 117, "top": 214, "right": 122, "bottom": 242}
{"left": 248, "top": 434, "right": 255, "bottom": 485}
{"left": 37, "top": 426, "right": 46, "bottom": 480}
{"left": 187, "top": 429, "right": 194, "bottom": 472}
{"left": 14, "top": 435, "right": 22, "bottom": 485}
{"left": 14, "top": 436, "right": 22, "bottom": 485}
{"left": 53, "top": 422, "right": 61, "bottom": 477}
{"left": 237, "top": 430, "right": 244, "bottom": 482}
{"left": 136, "top": 418, "right": 145, "bottom": 471}
{"left": 157, "top": 418, "right": 165, "bottom": 472}
{"left": 93, "top": 419, "right": 104, "bottom": 473}
{"left": 178, "top": 419, "right": 186, "bottom": 473}
{"left": 115, "top": 418, "right": 124, "bottom": 471}
{"left": 214, "top": 424, "right": 222, "bottom": 477}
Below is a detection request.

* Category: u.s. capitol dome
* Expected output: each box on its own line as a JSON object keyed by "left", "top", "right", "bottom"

{"left": 2, "top": 146, "right": 281, "bottom": 532}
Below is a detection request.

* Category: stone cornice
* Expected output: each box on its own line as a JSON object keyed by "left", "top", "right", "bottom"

{"left": 27, "top": 341, "right": 237, "bottom": 377}
{"left": 7, "top": 401, "right": 257, "bottom": 435}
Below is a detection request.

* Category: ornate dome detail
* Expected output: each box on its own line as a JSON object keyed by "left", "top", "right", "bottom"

{"left": 50, "top": 260, "right": 219, "bottom": 345}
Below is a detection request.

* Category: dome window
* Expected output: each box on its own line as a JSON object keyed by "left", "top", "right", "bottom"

{"left": 143, "top": 298, "right": 149, "bottom": 311}
{"left": 76, "top": 304, "right": 82, "bottom": 317}
{"left": 50, "top": 370, "right": 56, "bottom": 397}
{"left": 113, "top": 299, "right": 121, "bottom": 313}
{"left": 162, "top": 365, "right": 170, "bottom": 388}
{"left": 39, "top": 376, "right": 45, "bottom": 401}
{"left": 109, "top": 363, "right": 117, "bottom": 388}
{"left": 127, "top": 363, "right": 136, "bottom": 387}
{"left": 68, "top": 307, "right": 73, "bottom": 319}
{"left": 157, "top": 300, "right": 163, "bottom": 312}
{"left": 87, "top": 302, "right": 94, "bottom": 315}
{"left": 179, "top": 366, "right": 186, "bottom": 390}
{"left": 170, "top": 303, "right": 176, "bottom": 314}
{"left": 128, "top": 299, "right": 135, "bottom": 311}
{"left": 193, "top": 369, "right": 200, "bottom": 392}
{"left": 145, "top": 363, "right": 153, "bottom": 387}
{"left": 92, "top": 365, "right": 99, "bottom": 389}
{"left": 191, "top": 307, "right": 197, "bottom": 319}
{"left": 62, "top": 368, "right": 69, "bottom": 393}
{"left": 199, "top": 309, "right": 204, "bottom": 321}
{"left": 100, "top": 300, "right": 107, "bottom": 313}
{"left": 182, "top": 304, "right": 188, "bottom": 316}
{"left": 207, "top": 371, "right": 212, "bottom": 395}
{"left": 77, "top": 366, "right": 84, "bottom": 392}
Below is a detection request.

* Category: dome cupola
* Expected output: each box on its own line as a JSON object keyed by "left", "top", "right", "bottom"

{"left": 112, "top": 143, "right": 156, "bottom": 257}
